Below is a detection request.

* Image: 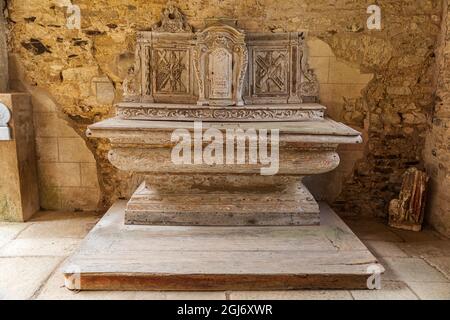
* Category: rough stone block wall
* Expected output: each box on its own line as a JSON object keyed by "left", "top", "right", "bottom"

{"left": 424, "top": 0, "right": 450, "bottom": 236}
{"left": 4, "top": 0, "right": 443, "bottom": 222}
{"left": 0, "top": 0, "right": 8, "bottom": 91}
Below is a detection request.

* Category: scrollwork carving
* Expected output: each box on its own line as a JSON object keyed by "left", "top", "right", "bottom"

{"left": 152, "top": 5, "right": 192, "bottom": 33}
{"left": 117, "top": 105, "right": 324, "bottom": 121}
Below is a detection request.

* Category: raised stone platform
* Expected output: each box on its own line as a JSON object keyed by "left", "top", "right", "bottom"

{"left": 62, "top": 201, "right": 384, "bottom": 291}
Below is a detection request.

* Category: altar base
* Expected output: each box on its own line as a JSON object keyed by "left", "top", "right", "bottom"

{"left": 63, "top": 201, "right": 383, "bottom": 291}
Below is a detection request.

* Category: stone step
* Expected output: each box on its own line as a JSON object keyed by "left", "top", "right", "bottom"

{"left": 62, "top": 201, "right": 384, "bottom": 291}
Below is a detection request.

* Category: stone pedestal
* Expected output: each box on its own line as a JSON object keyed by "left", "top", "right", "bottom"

{"left": 0, "top": 93, "right": 39, "bottom": 221}
{"left": 125, "top": 175, "right": 320, "bottom": 226}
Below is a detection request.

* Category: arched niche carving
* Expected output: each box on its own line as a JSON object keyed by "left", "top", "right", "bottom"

{"left": 193, "top": 24, "right": 248, "bottom": 106}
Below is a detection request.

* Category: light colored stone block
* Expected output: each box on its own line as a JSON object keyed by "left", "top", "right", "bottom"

{"left": 0, "top": 223, "right": 29, "bottom": 249}
{"left": 56, "top": 119, "right": 79, "bottom": 138}
{"left": 17, "top": 215, "right": 99, "bottom": 239}
{"left": 408, "top": 281, "right": 450, "bottom": 300}
{"left": 136, "top": 291, "right": 227, "bottom": 300}
{"left": 33, "top": 112, "right": 60, "bottom": 137}
{"left": 328, "top": 58, "right": 374, "bottom": 84}
{"left": 36, "top": 137, "right": 58, "bottom": 162}
{"left": 59, "top": 187, "right": 100, "bottom": 211}
{"left": 309, "top": 57, "right": 330, "bottom": 84}
{"left": 397, "top": 240, "right": 450, "bottom": 258}
{"left": 319, "top": 83, "right": 368, "bottom": 121}
{"left": 38, "top": 162, "right": 81, "bottom": 187}
{"left": 81, "top": 163, "right": 99, "bottom": 188}
{"left": 0, "top": 257, "right": 62, "bottom": 300}
{"left": 351, "top": 281, "right": 418, "bottom": 300}
{"left": 31, "top": 88, "right": 57, "bottom": 113}
{"left": 92, "top": 76, "right": 115, "bottom": 105}
{"left": 344, "top": 218, "right": 403, "bottom": 242}
{"left": 392, "top": 228, "right": 444, "bottom": 242}
{"left": 425, "top": 256, "right": 450, "bottom": 280}
{"left": 318, "top": 83, "right": 333, "bottom": 108}
{"left": 58, "top": 137, "right": 96, "bottom": 163}
{"left": 38, "top": 186, "right": 62, "bottom": 210}
{"left": 382, "top": 257, "right": 448, "bottom": 282}
{"left": 34, "top": 112, "right": 79, "bottom": 138}
{"left": 307, "top": 39, "right": 334, "bottom": 57}
{"left": 364, "top": 240, "right": 409, "bottom": 258}
{"left": 62, "top": 66, "right": 99, "bottom": 82}
{"left": 0, "top": 238, "right": 81, "bottom": 257}
{"left": 229, "top": 290, "right": 353, "bottom": 300}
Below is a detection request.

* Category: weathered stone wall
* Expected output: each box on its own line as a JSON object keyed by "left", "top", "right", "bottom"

{"left": 5, "top": 1, "right": 443, "bottom": 218}
{"left": 0, "top": 0, "right": 8, "bottom": 91}
{"left": 424, "top": 0, "right": 450, "bottom": 237}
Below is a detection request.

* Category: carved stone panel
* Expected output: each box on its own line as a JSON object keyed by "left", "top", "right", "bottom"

{"left": 254, "top": 49, "right": 289, "bottom": 95}
{"left": 154, "top": 49, "right": 189, "bottom": 94}
{"left": 244, "top": 32, "right": 319, "bottom": 104}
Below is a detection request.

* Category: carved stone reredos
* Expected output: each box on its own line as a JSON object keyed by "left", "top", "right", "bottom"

{"left": 121, "top": 5, "right": 321, "bottom": 120}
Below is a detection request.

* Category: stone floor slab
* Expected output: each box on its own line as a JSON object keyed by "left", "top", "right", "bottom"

{"left": 30, "top": 211, "right": 101, "bottom": 222}
{"left": 229, "top": 290, "right": 353, "bottom": 300}
{"left": 407, "top": 281, "right": 450, "bottom": 300}
{"left": 391, "top": 228, "right": 445, "bottom": 243}
{"left": 17, "top": 219, "right": 99, "bottom": 239}
{"left": 1, "top": 207, "right": 449, "bottom": 299}
{"left": 343, "top": 218, "right": 403, "bottom": 242}
{"left": 424, "top": 256, "right": 450, "bottom": 280}
{"left": 382, "top": 257, "right": 448, "bottom": 282}
{"left": 397, "top": 241, "right": 450, "bottom": 258}
{"left": 351, "top": 281, "right": 418, "bottom": 300}
{"left": 0, "top": 256, "right": 62, "bottom": 299}
{"left": 364, "top": 240, "right": 409, "bottom": 258}
{"left": 0, "top": 238, "right": 81, "bottom": 257}
{"left": 135, "top": 292, "right": 227, "bottom": 300}
{"left": 0, "top": 223, "right": 29, "bottom": 249}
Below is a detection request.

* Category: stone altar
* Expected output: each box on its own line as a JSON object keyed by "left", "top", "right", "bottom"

{"left": 87, "top": 6, "right": 362, "bottom": 226}
{"left": 64, "top": 6, "right": 383, "bottom": 291}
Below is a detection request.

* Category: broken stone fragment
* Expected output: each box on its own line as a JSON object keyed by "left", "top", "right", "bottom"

{"left": 388, "top": 167, "right": 429, "bottom": 232}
